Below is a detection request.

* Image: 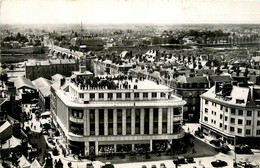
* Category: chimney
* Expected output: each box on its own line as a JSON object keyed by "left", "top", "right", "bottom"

{"left": 79, "top": 66, "right": 86, "bottom": 73}
{"left": 60, "top": 78, "right": 65, "bottom": 87}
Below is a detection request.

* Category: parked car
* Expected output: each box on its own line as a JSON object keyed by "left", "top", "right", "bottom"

{"left": 237, "top": 161, "right": 258, "bottom": 168}
{"left": 160, "top": 163, "right": 166, "bottom": 168}
{"left": 210, "top": 139, "right": 222, "bottom": 147}
{"left": 194, "top": 131, "right": 204, "bottom": 138}
{"left": 86, "top": 162, "right": 94, "bottom": 168}
{"left": 186, "top": 157, "right": 195, "bottom": 163}
{"left": 101, "top": 162, "right": 114, "bottom": 168}
{"left": 211, "top": 160, "right": 228, "bottom": 167}
{"left": 219, "top": 144, "right": 230, "bottom": 153}
{"left": 235, "top": 145, "right": 253, "bottom": 154}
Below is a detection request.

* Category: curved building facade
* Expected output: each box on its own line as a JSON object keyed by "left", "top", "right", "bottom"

{"left": 51, "top": 71, "right": 186, "bottom": 156}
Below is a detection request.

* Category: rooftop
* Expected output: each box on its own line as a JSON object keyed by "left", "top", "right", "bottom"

{"left": 14, "top": 76, "right": 35, "bottom": 90}
{"left": 26, "top": 59, "right": 76, "bottom": 66}
{"left": 201, "top": 85, "right": 252, "bottom": 107}
{"left": 70, "top": 74, "right": 171, "bottom": 91}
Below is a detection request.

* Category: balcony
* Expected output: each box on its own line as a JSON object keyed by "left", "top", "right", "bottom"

{"left": 69, "top": 116, "right": 84, "bottom": 123}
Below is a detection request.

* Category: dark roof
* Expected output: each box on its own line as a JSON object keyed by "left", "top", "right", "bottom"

{"left": 209, "top": 75, "right": 233, "bottom": 83}
{"left": 196, "top": 69, "right": 215, "bottom": 76}
{"left": 177, "top": 76, "right": 208, "bottom": 83}
{"left": 233, "top": 77, "right": 248, "bottom": 87}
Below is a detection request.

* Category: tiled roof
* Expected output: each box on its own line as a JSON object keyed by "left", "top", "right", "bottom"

{"left": 177, "top": 75, "right": 208, "bottom": 83}
{"left": 209, "top": 75, "right": 233, "bottom": 83}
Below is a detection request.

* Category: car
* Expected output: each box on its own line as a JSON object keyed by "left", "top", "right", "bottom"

{"left": 219, "top": 144, "right": 230, "bottom": 153}
{"left": 86, "top": 162, "right": 94, "bottom": 168}
{"left": 160, "top": 163, "right": 166, "bottom": 168}
{"left": 177, "top": 156, "right": 186, "bottom": 164}
{"left": 101, "top": 162, "right": 115, "bottom": 168}
{"left": 194, "top": 131, "right": 204, "bottom": 138}
{"left": 186, "top": 157, "right": 195, "bottom": 163}
{"left": 211, "top": 160, "right": 228, "bottom": 167}
{"left": 210, "top": 139, "right": 222, "bottom": 147}
{"left": 235, "top": 145, "right": 253, "bottom": 154}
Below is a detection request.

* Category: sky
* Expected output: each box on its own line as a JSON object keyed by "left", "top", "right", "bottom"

{"left": 1, "top": 0, "right": 260, "bottom": 24}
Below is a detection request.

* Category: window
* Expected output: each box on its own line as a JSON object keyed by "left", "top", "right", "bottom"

{"left": 219, "top": 123, "right": 222, "bottom": 128}
{"left": 79, "top": 93, "right": 84, "bottom": 98}
{"left": 225, "top": 116, "right": 228, "bottom": 121}
{"left": 143, "top": 92, "right": 148, "bottom": 98}
{"left": 246, "top": 129, "right": 251, "bottom": 135}
{"left": 225, "top": 107, "right": 229, "bottom": 112}
{"left": 257, "top": 130, "right": 260, "bottom": 135}
{"left": 205, "top": 108, "right": 208, "bottom": 113}
{"left": 230, "top": 118, "right": 235, "bottom": 124}
{"left": 108, "top": 93, "right": 113, "bottom": 99}
{"left": 212, "top": 111, "right": 214, "bottom": 115}
{"left": 230, "top": 127, "right": 234, "bottom": 132}
{"left": 220, "top": 105, "right": 223, "bottom": 110}
{"left": 257, "top": 120, "right": 260, "bottom": 126}
{"left": 160, "top": 92, "right": 166, "bottom": 97}
{"left": 125, "top": 93, "right": 131, "bottom": 99}
{"left": 238, "top": 119, "right": 243, "bottom": 125}
{"left": 247, "top": 111, "right": 252, "bottom": 116}
{"left": 90, "top": 93, "right": 95, "bottom": 99}
{"left": 134, "top": 93, "right": 139, "bottom": 98}
{"left": 237, "top": 128, "right": 242, "bottom": 134}
{"left": 246, "top": 120, "right": 251, "bottom": 125}
{"left": 224, "top": 125, "right": 227, "bottom": 130}
{"left": 211, "top": 119, "right": 213, "bottom": 123}
{"left": 117, "top": 93, "right": 122, "bottom": 99}
{"left": 204, "top": 116, "right": 208, "bottom": 122}
{"left": 152, "top": 92, "right": 157, "bottom": 98}
{"left": 205, "top": 100, "right": 208, "bottom": 104}
{"left": 238, "top": 110, "right": 243, "bottom": 116}
{"left": 258, "top": 111, "right": 260, "bottom": 117}
{"left": 99, "top": 93, "right": 104, "bottom": 99}
{"left": 220, "top": 114, "right": 223, "bottom": 119}
{"left": 231, "top": 109, "right": 236, "bottom": 115}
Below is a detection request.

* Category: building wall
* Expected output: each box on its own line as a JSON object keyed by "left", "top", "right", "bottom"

{"left": 200, "top": 97, "right": 260, "bottom": 144}
{"left": 26, "top": 62, "right": 79, "bottom": 80}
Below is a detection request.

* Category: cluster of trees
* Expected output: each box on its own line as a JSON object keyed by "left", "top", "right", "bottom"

{"left": 2, "top": 33, "right": 29, "bottom": 43}
{"left": 187, "top": 29, "right": 230, "bottom": 38}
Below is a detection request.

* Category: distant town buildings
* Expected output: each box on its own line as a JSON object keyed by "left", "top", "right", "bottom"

{"left": 25, "top": 59, "right": 79, "bottom": 80}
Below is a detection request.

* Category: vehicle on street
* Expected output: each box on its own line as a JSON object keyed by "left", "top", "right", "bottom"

{"left": 173, "top": 156, "right": 187, "bottom": 164}
{"left": 101, "top": 162, "right": 114, "bottom": 168}
{"left": 211, "top": 160, "right": 228, "bottom": 167}
{"left": 194, "top": 130, "right": 204, "bottom": 138}
{"left": 186, "top": 157, "right": 195, "bottom": 163}
{"left": 160, "top": 163, "right": 166, "bottom": 168}
{"left": 86, "top": 162, "right": 94, "bottom": 168}
{"left": 235, "top": 145, "right": 253, "bottom": 154}
{"left": 237, "top": 161, "right": 259, "bottom": 168}
{"left": 151, "top": 165, "right": 156, "bottom": 168}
